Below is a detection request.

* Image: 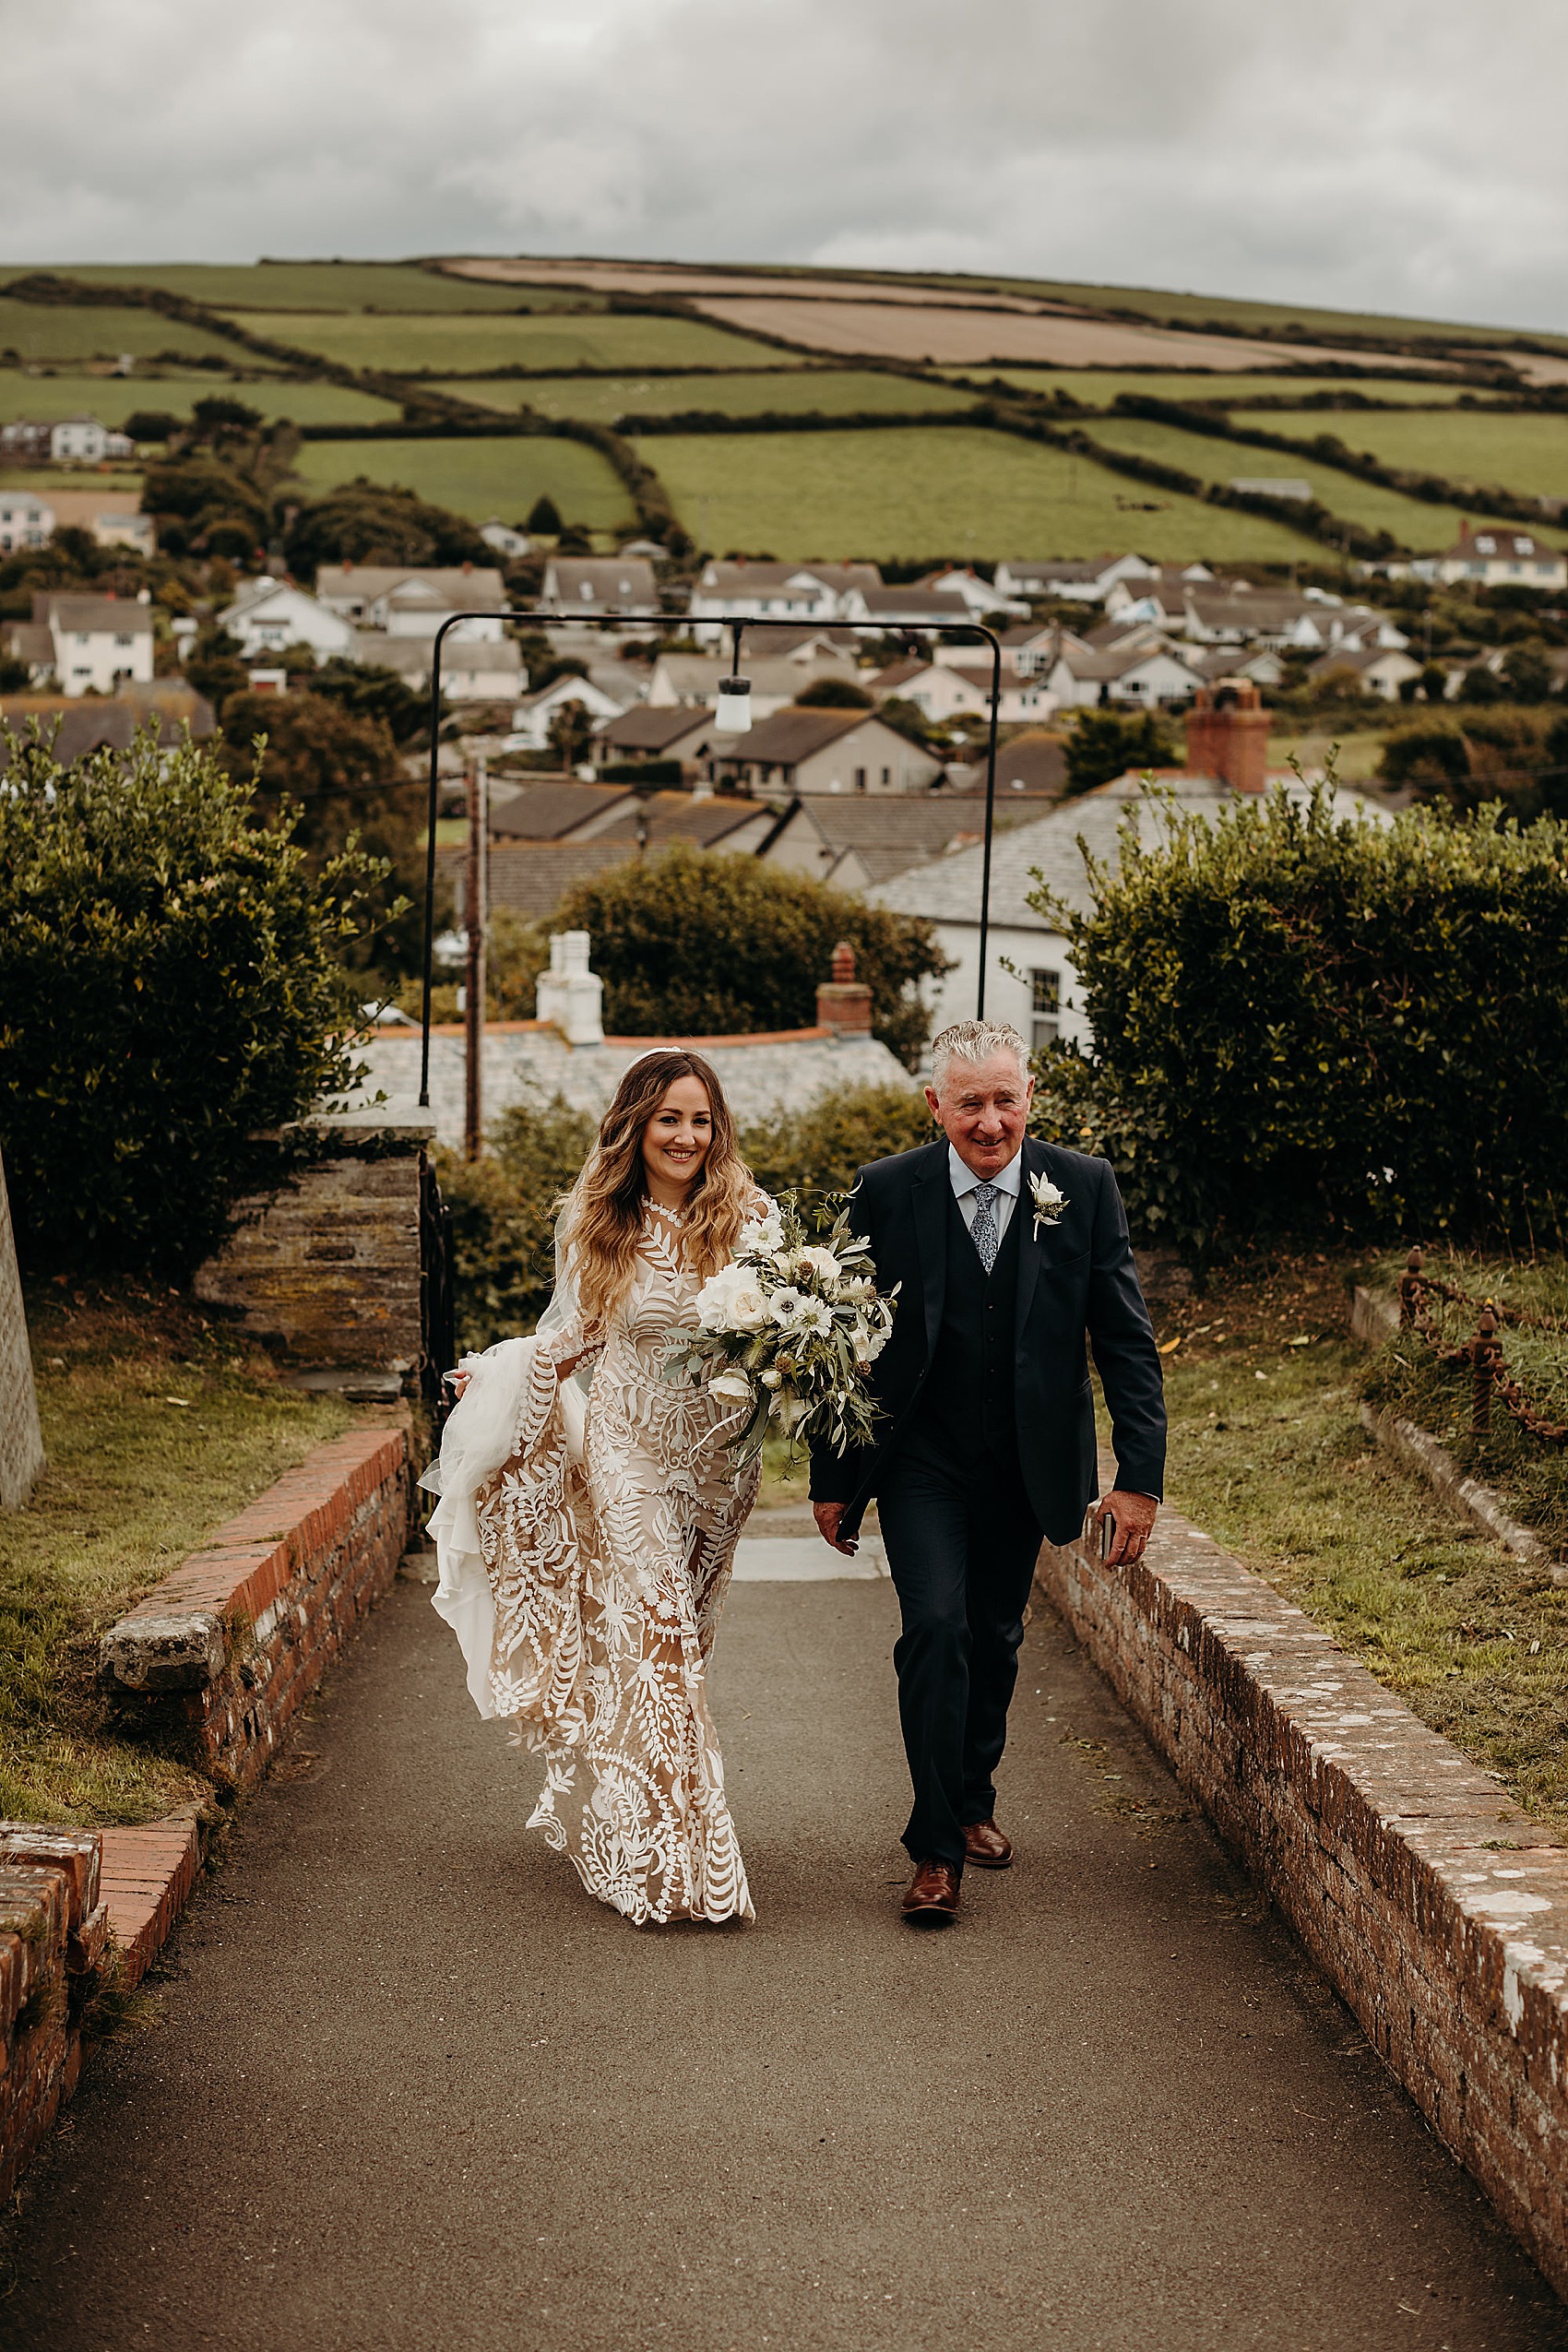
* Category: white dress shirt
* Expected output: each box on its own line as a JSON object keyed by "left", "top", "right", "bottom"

{"left": 947, "top": 1143, "right": 1023, "bottom": 1243}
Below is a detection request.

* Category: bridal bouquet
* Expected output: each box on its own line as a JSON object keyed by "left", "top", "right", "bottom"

{"left": 663, "top": 1194, "right": 897, "bottom": 1467}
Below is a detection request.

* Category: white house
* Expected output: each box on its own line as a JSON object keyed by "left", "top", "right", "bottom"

{"left": 537, "top": 557, "right": 660, "bottom": 617}
{"left": 993, "top": 554, "right": 1158, "bottom": 605}
{"left": 1046, "top": 641, "right": 1206, "bottom": 708}
{"left": 506, "top": 670, "right": 629, "bottom": 750}
{"left": 30, "top": 590, "right": 155, "bottom": 696}
{"left": 1430, "top": 523, "right": 1568, "bottom": 590}
{"left": 480, "top": 518, "right": 531, "bottom": 558}
{"left": 1305, "top": 645, "right": 1422, "bottom": 701}
{"left": 315, "top": 565, "right": 508, "bottom": 639}
{"left": 707, "top": 706, "right": 944, "bottom": 797}
{"left": 685, "top": 560, "right": 881, "bottom": 645}
{"left": 219, "top": 577, "right": 354, "bottom": 662}
{"left": 868, "top": 766, "right": 1393, "bottom": 1063}
{"left": 0, "top": 491, "right": 53, "bottom": 553}
{"left": 916, "top": 567, "right": 1030, "bottom": 619}
{"left": 49, "top": 415, "right": 134, "bottom": 464}
{"left": 647, "top": 650, "right": 855, "bottom": 719}
{"left": 345, "top": 630, "right": 521, "bottom": 701}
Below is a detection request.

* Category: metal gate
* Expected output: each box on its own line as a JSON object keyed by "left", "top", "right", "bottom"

{"left": 419, "top": 1151, "right": 457, "bottom": 1426}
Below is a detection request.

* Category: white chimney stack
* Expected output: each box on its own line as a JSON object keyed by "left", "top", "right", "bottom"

{"left": 535, "top": 930, "right": 605, "bottom": 1046}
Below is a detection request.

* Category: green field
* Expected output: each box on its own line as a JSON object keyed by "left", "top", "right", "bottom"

{"left": 0, "top": 297, "right": 252, "bottom": 366}
{"left": 1087, "top": 411, "right": 1534, "bottom": 552}
{"left": 630, "top": 423, "right": 1320, "bottom": 563}
{"left": 57, "top": 262, "right": 593, "bottom": 313}
{"left": 289, "top": 434, "right": 634, "bottom": 528}
{"left": 1260, "top": 408, "right": 1568, "bottom": 505}
{"left": 0, "top": 368, "right": 400, "bottom": 428}
{"left": 439, "top": 368, "right": 979, "bottom": 422}
{"left": 232, "top": 309, "right": 786, "bottom": 375}
{"left": 962, "top": 368, "right": 1508, "bottom": 409}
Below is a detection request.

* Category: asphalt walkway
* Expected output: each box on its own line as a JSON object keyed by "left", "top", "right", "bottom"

{"left": 5, "top": 1562, "right": 1566, "bottom": 2352}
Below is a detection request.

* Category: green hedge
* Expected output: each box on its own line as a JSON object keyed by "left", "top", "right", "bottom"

{"left": 1028, "top": 782, "right": 1568, "bottom": 1264}
{"left": 0, "top": 724, "right": 384, "bottom": 1275}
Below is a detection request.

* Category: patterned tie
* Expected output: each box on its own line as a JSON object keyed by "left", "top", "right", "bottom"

{"left": 971, "top": 1181, "right": 1000, "bottom": 1275}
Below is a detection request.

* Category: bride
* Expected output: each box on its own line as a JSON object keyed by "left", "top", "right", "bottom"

{"left": 422, "top": 1049, "right": 766, "bottom": 1927}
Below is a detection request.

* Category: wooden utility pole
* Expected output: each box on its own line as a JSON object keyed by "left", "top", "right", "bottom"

{"left": 463, "top": 753, "right": 487, "bottom": 1162}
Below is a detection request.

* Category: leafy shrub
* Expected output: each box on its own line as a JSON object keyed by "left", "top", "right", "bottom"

{"left": 552, "top": 843, "right": 951, "bottom": 1069}
{"left": 1379, "top": 708, "right": 1558, "bottom": 820}
{"left": 281, "top": 480, "right": 488, "bottom": 575}
{"left": 0, "top": 725, "right": 386, "bottom": 1276}
{"left": 437, "top": 1098, "right": 598, "bottom": 1351}
{"left": 739, "top": 1083, "right": 931, "bottom": 1213}
{"left": 794, "top": 677, "right": 874, "bottom": 708}
{"left": 1027, "top": 781, "right": 1568, "bottom": 1265}
{"left": 1064, "top": 707, "right": 1175, "bottom": 797}
{"left": 215, "top": 689, "right": 431, "bottom": 977}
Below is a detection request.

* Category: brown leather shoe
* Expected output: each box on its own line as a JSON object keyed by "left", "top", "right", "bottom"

{"left": 901, "top": 1859, "right": 960, "bottom": 1924}
{"left": 962, "top": 1818, "right": 1013, "bottom": 1870}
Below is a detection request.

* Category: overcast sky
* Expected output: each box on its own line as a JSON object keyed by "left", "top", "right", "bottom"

{"left": 6, "top": 0, "right": 1566, "bottom": 334}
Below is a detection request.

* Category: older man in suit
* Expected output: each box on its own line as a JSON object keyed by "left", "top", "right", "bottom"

{"left": 810, "top": 1019, "right": 1166, "bottom": 1925}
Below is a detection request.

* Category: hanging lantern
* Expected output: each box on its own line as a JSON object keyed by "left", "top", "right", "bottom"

{"left": 715, "top": 675, "right": 752, "bottom": 732}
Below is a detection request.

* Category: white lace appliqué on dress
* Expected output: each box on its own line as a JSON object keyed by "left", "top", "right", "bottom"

{"left": 424, "top": 1202, "right": 760, "bottom": 1926}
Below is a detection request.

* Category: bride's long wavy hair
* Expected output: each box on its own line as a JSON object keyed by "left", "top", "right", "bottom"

{"left": 560, "top": 1050, "right": 754, "bottom": 1327}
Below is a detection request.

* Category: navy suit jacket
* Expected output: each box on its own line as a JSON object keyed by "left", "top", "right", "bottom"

{"left": 807, "top": 1135, "right": 1166, "bottom": 1546}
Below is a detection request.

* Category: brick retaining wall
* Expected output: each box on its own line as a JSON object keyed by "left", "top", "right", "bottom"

{"left": 1037, "top": 1492, "right": 1568, "bottom": 2299}
{"left": 0, "top": 1828, "right": 108, "bottom": 2202}
{"left": 99, "top": 1426, "right": 410, "bottom": 1792}
{"left": 1, "top": 1425, "right": 411, "bottom": 2201}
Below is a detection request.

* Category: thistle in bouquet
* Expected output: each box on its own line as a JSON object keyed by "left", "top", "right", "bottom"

{"left": 663, "top": 1193, "right": 897, "bottom": 1469}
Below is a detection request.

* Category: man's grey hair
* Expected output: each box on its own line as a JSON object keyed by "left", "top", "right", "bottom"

{"left": 930, "top": 1019, "right": 1031, "bottom": 1092}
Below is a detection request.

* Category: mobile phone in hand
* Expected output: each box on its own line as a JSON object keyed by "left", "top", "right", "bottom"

{"left": 1098, "top": 1508, "right": 1118, "bottom": 1564}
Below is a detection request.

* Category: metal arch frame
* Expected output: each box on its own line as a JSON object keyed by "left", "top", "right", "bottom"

{"left": 421, "top": 605, "right": 1004, "bottom": 1107}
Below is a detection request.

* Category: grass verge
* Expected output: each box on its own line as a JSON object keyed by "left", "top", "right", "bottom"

{"left": 2, "top": 1281, "right": 359, "bottom": 1829}
{"left": 1150, "top": 1253, "right": 1568, "bottom": 1830}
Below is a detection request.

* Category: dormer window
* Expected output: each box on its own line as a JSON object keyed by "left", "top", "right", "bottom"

{"left": 579, "top": 581, "right": 593, "bottom": 601}
{"left": 1477, "top": 536, "right": 1496, "bottom": 554}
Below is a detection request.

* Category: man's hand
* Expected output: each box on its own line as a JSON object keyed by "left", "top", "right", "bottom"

{"left": 814, "top": 1501, "right": 859, "bottom": 1557}
{"left": 1091, "top": 1489, "right": 1157, "bottom": 1568}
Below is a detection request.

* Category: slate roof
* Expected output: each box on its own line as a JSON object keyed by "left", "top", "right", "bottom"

{"left": 869, "top": 771, "right": 1390, "bottom": 930}
{"left": 598, "top": 705, "right": 715, "bottom": 754}
{"left": 0, "top": 684, "right": 217, "bottom": 768}
{"left": 467, "top": 840, "right": 637, "bottom": 919}
{"left": 724, "top": 707, "right": 867, "bottom": 766}
{"left": 487, "top": 780, "right": 634, "bottom": 840}
{"left": 316, "top": 564, "right": 507, "bottom": 608}
{"left": 32, "top": 592, "right": 154, "bottom": 636}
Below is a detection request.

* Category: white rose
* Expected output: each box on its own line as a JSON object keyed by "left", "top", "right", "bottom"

{"left": 727, "top": 1283, "right": 769, "bottom": 1332}
{"left": 760, "top": 1368, "right": 782, "bottom": 1390}
{"left": 709, "top": 1371, "right": 753, "bottom": 1403}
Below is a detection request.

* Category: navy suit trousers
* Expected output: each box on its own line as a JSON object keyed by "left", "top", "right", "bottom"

{"left": 875, "top": 1437, "right": 1044, "bottom": 1872}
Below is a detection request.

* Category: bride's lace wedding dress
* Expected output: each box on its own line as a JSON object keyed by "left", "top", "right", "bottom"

{"left": 423, "top": 1200, "right": 760, "bottom": 1926}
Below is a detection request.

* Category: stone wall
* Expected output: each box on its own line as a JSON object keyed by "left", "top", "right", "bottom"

{"left": 99, "top": 1426, "right": 410, "bottom": 1794}
{"left": 0, "top": 1146, "right": 44, "bottom": 1509}
{"left": 1036, "top": 1491, "right": 1568, "bottom": 2299}
{"left": 193, "top": 1112, "right": 433, "bottom": 1387}
{"left": 0, "top": 1828, "right": 108, "bottom": 2201}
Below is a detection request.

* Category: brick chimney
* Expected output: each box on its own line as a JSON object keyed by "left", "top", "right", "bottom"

{"left": 816, "top": 940, "right": 873, "bottom": 1037}
{"left": 1184, "top": 679, "right": 1271, "bottom": 794}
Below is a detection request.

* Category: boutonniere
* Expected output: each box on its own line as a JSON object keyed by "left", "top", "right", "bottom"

{"left": 1029, "top": 1170, "right": 1068, "bottom": 1236}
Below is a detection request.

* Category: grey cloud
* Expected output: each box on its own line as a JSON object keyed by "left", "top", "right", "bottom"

{"left": 4, "top": 0, "right": 1565, "bottom": 333}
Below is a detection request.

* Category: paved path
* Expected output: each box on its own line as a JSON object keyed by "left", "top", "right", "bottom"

{"left": 6, "top": 1565, "right": 1567, "bottom": 2352}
